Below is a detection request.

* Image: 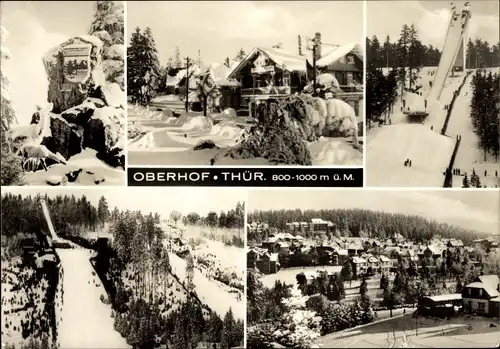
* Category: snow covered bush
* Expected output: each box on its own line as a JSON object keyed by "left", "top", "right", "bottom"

{"left": 272, "top": 284, "right": 322, "bottom": 348}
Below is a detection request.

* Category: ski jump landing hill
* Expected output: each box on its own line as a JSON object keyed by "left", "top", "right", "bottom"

{"left": 367, "top": 2, "right": 473, "bottom": 187}
{"left": 39, "top": 198, "right": 129, "bottom": 348}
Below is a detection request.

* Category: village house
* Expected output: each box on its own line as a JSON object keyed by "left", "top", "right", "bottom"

{"left": 424, "top": 245, "right": 447, "bottom": 261}
{"left": 351, "top": 256, "right": 367, "bottom": 278}
{"left": 347, "top": 242, "right": 364, "bottom": 257}
{"left": 419, "top": 294, "right": 463, "bottom": 318}
{"left": 378, "top": 255, "right": 392, "bottom": 274}
{"left": 226, "top": 33, "right": 364, "bottom": 118}
{"left": 462, "top": 275, "right": 500, "bottom": 318}
{"left": 249, "top": 250, "right": 280, "bottom": 275}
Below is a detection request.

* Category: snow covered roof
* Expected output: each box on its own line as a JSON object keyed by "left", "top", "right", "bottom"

{"left": 352, "top": 256, "right": 366, "bottom": 264}
{"left": 465, "top": 281, "right": 499, "bottom": 298}
{"left": 316, "top": 42, "right": 364, "bottom": 68}
{"left": 379, "top": 256, "right": 391, "bottom": 263}
{"left": 228, "top": 46, "right": 308, "bottom": 79}
{"left": 208, "top": 62, "right": 240, "bottom": 87}
{"left": 426, "top": 293, "right": 462, "bottom": 302}
{"left": 311, "top": 218, "right": 328, "bottom": 224}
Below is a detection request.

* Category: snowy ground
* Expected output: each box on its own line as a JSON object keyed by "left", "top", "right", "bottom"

{"left": 128, "top": 102, "right": 362, "bottom": 166}
{"left": 168, "top": 251, "right": 245, "bottom": 320}
{"left": 1, "top": 258, "right": 52, "bottom": 348}
{"left": 160, "top": 223, "right": 245, "bottom": 319}
{"left": 445, "top": 70, "right": 500, "bottom": 188}
{"left": 56, "top": 247, "right": 128, "bottom": 348}
{"left": 315, "top": 312, "right": 500, "bottom": 348}
{"left": 22, "top": 149, "right": 125, "bottom": 186}
{"left": 260, "top": 265, "right": 342, "bottom": 288}
{"left": 367, "top": 67, "right": 499, "bottom": 187}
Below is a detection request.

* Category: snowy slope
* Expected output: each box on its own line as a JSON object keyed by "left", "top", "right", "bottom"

{"left": 56, "top": 248, "right": 129, "bottom": 349}
{"left": 367, "top": 124, "right": 454, "bottom": 187}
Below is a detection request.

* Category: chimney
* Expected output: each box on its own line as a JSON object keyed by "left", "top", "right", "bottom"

{"left": 314, "top": 32, "right": 322, "bottom": 61}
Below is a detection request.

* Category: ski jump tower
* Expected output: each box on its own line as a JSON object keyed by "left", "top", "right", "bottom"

{"left": 427, "top": 1, "right": 471, "bottom": 101}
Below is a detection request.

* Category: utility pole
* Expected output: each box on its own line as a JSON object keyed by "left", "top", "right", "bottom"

{"left": 312, "top": 43, "right": 317, "bottom": 95}
{"left": 185, "top": 57, "right": 190, "bottom": 112}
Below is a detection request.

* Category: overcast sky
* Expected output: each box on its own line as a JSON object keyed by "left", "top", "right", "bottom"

{"left": 249, "top": 189, "right": 500, "bottom": 236}
{"left": 367, "top": 0, "right": 499, "bottom": 48}
{"left": 1, "top": 1, "right": 96, "bottom": 125}
{"left": 2, "top": 188, "right": 246, "bottom": 219}
{"left": 127, "top": 1, "right": 363, "bottom": 64}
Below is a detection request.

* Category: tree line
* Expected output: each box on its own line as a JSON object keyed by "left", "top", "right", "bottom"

{"left": 1, "top": 193, "right": 111, "bottom": 237}
{"left": 469, "top": 70, "right": 499, "bottom": 162}
{"left": 367, "top": 35, "right": 500, "bottom": 70}
{"left": 180, "top": 201, "right": 245, "bottom": 230}
{"left": 248, "top": 208, "right": 488, "bottom": 244}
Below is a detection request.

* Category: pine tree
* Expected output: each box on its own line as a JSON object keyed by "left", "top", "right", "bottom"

{"left": 234, "top": 48, "right": 246, "bottom": 62}
{"left": 396, "top": 24, "right": 410, "bottom": 95}
{"left": 462, "top": 173, "right": 470, "bottom": 188}
{"left": 220, "top": 308, "right": 235, "bottom": 349}
{"left": 174, "top": 46, "right": 182, "bottom": 68}
{"left": 127, "top": 27, "right": 161, "bottom": 104}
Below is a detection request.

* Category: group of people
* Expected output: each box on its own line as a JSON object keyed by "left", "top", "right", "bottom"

{"left": 404, "top": 159, "right": 413, "bottom": 167}
{"left": 452, "top": 167, "right": 498, "bottom": 178}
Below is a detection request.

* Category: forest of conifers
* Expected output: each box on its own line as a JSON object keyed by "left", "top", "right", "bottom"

{"left": 248, "top": 208, "right": 489, "bottom": 244}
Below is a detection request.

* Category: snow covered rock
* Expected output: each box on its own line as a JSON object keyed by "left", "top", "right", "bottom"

{"left": 43, "top": 36, "right": 104, "bottom": 113}
{"left": 94, "top": 82, "right": 123, "bottom": 108}
{"left": 41, "top": 116, "right": 84, "bottom": 160}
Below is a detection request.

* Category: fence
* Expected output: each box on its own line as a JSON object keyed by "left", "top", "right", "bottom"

{"left": 441, "top": 71, "right": 472, "bottom": 135}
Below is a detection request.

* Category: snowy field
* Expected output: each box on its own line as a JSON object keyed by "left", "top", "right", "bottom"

{"left": 315, "top": 312, "right": 500, "bottom": 348}
{"left": 367, "top": 66, "right": 499, "bottom": 187}
{"left": 56, "top": 247, "right": 128, "bottom": 349}
{"left": 128, "top": 102, "right": 362, "bottom": 166}
{"left": 260, "top": 265, "right": 342, "bottom": 288}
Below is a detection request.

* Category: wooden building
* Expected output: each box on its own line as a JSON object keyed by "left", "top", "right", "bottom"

{"left": 228, "top": 47, "right": 309, "bottom": 116}
{"left": 462, "top": 275, "right": 500, "bottom": 317}
{"left": 419, "top": 294, "right": 463, "bottom": 318}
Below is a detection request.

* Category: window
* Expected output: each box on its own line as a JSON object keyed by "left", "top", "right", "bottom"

{"left": 283, "top": 72, "right": 290, "bottom": 87}
{"left": 468, "top": 288, "right": 472, "bottom": 296}
{"left": 478, "top": 302, "right": 486, "bottom": 311}
{"left": 478, "top": 289, "right": 483, "bottom": 297}
{"left": 347, "top": 55, "right": 355, "bottom": 64}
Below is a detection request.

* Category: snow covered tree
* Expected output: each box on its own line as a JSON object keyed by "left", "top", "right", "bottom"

{"left": 173, "top": 46, "right": 182, "bottom": 68}
{"left": 97, "top": 195, "right": 110, "bottom": 225}
{"left": 272, "top": 284, "right": 322, "bottom": 348}
{"left": 220, "top": 308, "right": 236, "bottom": 349}
{"left": 234, "top": 48, "right": 246, "bottom": 62}
{"left": 462, "top": 172, "right": 470, "bottom": 188}
{"left": 89, "top": 1, "right": 124, "bottom": 44}
{"left": 0, "top": 25, "right": 22, "bottom": 185}
{"left": 127, "top": 26, "right": 161, "bottom": 104}
{"left": 88, "top": 1, "right": 125, "bottom": 87}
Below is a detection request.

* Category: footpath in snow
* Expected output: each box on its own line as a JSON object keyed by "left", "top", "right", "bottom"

{"left": 56, "top": 248, "right": 129, "bottom": 349}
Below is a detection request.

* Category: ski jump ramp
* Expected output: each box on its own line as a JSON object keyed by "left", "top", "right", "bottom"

{"left": 40, "top": 198, "right": 59, "bottom": 242}
{"left": 427, "top": 1, "right": 471, "bottom": 101}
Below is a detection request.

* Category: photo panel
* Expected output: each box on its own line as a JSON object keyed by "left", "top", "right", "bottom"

{"left": 246, "top": 188, "right": 500, "bottom": 348}
{"left": 126, "top": 0, "right": 365, "bottom": 168}
{"left": 1, "top": 187, "right": 246, "bottom": 348}
{"left": 365, "top": 0, "right": 499, "bottom": 188}
{"left": 0, "top": 1, "right": 126, "bottom": 187}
